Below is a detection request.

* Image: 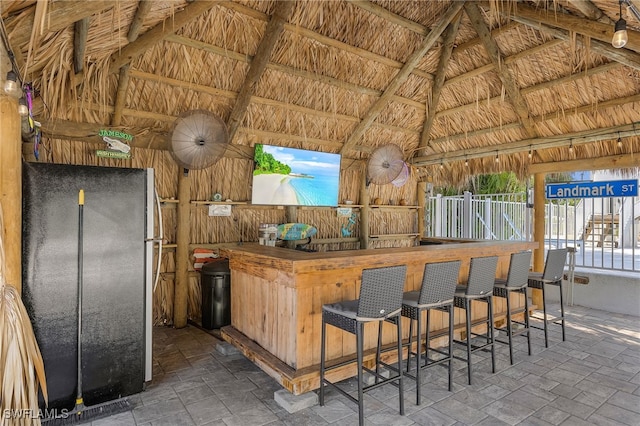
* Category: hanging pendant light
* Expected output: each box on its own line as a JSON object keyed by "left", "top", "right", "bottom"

{"left": 613, "top": 0, "right": 628, "bottom": 48}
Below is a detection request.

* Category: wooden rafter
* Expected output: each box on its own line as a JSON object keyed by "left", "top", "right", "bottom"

{"left": 108, "top": 0, "right": 218, "bottom": 74}
{"left": 412, "top": 123, "right": 640, "bottom": 166}
{"left": 529, "top": 154, "right": 640, "bottom": 174}
{"left": 419, "top": 13, "right": 462, "bottom": 152}
{"left": 429, "top": 91, "right": 640, "bottom": 147}
{"left": 73, "top": 17, "right": 89, "bottom": 74}
{"left": 465, "top": 2, "right": 537, "bottom": 138}
{"left": 127, "top": 0, "right": 153, "bottom": 42}
{"left": 511, "top": 16, "right": 640, "bottom": 70}
{"left": 436, "top": 61, "right": 621, "bottom": 120}
{"left": 111, "top": 65, "right": 130, "bottom": 126}
{"left": 505, "top": 1, "right": 640, "bottom": 54}
{"left": 340, "top": 1, "right": 466, "bottom": 155}
{"left": 568, "top": 0, "right": 613, "bottom": 24}
{"left": 225, "top": 0, "right": 295, "bottom": 144}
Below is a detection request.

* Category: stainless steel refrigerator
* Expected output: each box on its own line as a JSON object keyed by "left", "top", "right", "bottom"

{"left": 22, "top": 162, "right": 154, "bottom": 410}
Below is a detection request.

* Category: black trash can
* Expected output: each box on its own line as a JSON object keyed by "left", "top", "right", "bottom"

{"left": 200, "top": 259, "right": 231, "bottom": 330}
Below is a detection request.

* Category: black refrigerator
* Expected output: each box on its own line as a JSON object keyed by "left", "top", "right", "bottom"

{"left": 22, "top": 162, "right": 154, "bottom": 410}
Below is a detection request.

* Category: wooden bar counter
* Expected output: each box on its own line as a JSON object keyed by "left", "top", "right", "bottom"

{"left": 220, "top": 240, "right": 537, "bottom": 395}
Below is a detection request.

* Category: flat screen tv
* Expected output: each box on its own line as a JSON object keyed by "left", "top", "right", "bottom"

{"left": 251, "top": 144, "right": 341, "bottom": 206}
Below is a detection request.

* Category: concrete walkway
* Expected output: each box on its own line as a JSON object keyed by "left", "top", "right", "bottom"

{"left": 78, "top": 304, "right": 639, "bottom": 425}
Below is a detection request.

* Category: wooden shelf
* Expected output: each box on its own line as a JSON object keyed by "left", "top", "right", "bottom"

{"left": 369, "top": 233, "right": 420, "bottom": 240}
{"left": 191, "top": 200, "right": 248, "bottom": 205}
{"left": 160, "top": 198, "right": 179, "bottom": 204}
{"left": 370, "top": 205, "right": 419, "bottom": 210}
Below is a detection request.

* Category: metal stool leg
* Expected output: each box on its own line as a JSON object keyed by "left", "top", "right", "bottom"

{"left": 396, "top": 315, "right": 404, "bottom": 416}
{"left": 488, "top": 297, "right": 495, "bottom": 373}
{"left": 447, "top": 304, "right": 453, "bottom": 391}
{"left": 524, "top": 290, "right": 532, "bottom": 356}
{"left": 356, "top": 322, "right": 364, "bottom": 426}
{"left": 320, "top": 319, "right": 326, "bottom": 405}
{"left": 541, "top": 284, "right": 549, "bottom": 348}
{"left": 466, "top": 300, "right": 473, "bottom": 385}
{"left": 558, "top": 280, "right": 566, "bottom": 341}
{"left": 506, "top": 292, "right": 514, "bottom": 365}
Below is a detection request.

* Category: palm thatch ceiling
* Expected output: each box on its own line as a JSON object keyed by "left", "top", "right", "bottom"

{"left": 2, "top": 0, "right": 640, "bottom": 185}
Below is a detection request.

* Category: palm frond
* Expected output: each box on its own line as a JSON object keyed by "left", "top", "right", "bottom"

{"left": 0, "top": 202, "right": 48, "bottom": 425}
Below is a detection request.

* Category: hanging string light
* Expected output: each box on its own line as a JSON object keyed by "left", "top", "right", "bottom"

{"left": 617, "top": 132, "right": 623, "bottom": 148}
{"left": 528, "top": 145, "right": 533, "bottom": 159}
{"left": 612, "top": 0, "right": 628, "bottom": 48}
{"left": 495, "top": 151, "right": 499, "bottom": 163}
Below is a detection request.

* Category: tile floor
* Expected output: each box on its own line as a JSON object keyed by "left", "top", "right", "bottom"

{"left": 78, "top": 304, "right": 639, "bottom": 425}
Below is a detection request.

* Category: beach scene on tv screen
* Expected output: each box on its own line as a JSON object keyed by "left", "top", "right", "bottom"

{"left": 252, "top": 144, "right": 341, "bottom": 206}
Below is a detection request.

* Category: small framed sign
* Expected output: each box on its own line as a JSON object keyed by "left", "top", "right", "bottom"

{"left": 209, "top": 204, "right": 232, "bottom": 216}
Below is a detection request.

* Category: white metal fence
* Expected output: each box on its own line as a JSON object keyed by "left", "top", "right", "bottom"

{"left": 425, "top": 192, "right": 639, "bottom": 272}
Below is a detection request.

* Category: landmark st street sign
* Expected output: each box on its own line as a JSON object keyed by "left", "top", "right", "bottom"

{"left": 546, "top": 179, "right": 638, "bottom": 199}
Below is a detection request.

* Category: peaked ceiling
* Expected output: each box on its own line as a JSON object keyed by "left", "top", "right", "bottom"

{"left": 2, "top": 0, "right": 640, "bottom": 183}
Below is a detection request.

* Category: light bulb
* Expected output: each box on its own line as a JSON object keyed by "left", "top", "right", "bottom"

{"left": 495, "top": 153, "right": 499, "bottom": 163}
{"left": 18, "top": 97, "right": 28, "bottom": 116}
{"left": 465, "top": 158, "right": 469, "bottom": 167}
{"left": 439, "top": 162, "right": 444, "bottom": 170}
{"left": 617, "top": 137, "right": 623, "bottom": 148}
{"left": 569, "top": 143, "right": 574, "bottom": 153}
{"left": 528, "top": 149, "right": 533, "bottom": 159}
{"left": 612, "top": 18, "right": 628, "bottom": 48}
{"left": 3, "top": 70, "right": 21, "bottom": 98}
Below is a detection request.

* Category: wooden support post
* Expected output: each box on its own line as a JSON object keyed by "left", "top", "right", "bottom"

{"left": 359, "top": 171, "right": 369, "bottom": 249}
{"left": 532, "top": 173, "right": 546, "bottom": 308}
{"left": 0, "top": 94, "right": 22, "bottom": 293}
{"left": 174, "top": 169, "right": 191, "bottom": 328}
{"left": 417, "top": 181, "right": 427, "bottom": 240}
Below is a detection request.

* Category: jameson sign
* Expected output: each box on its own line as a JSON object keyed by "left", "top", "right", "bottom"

{"left": 98, "top": 129, "right": 133, "bottom": 141}
{"left": 546, "top": 179, "right": 638, "bottom": 199}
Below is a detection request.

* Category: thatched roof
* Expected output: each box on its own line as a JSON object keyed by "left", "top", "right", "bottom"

{"left": 2, "top": 0, "right": 640, "bottom": 186}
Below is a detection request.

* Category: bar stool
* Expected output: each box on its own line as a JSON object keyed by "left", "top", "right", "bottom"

{"left": 493, "top": 251, "right": 532, "bottom": 365}
{"left": 528, "top": 248, "right": 568, "bottom": 348}
{"left": 453, "top": 255, "right": 498, "bottom": 385}
{"left": 319, "top": 265, "right": 406, "bottom": 426}
{"left": 401, "top": 260, "right": 460, "bottom": 404}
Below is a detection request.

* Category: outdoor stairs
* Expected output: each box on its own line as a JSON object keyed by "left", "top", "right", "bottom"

{"left": 581, "top": 214, "right": 619, "bottom": 247}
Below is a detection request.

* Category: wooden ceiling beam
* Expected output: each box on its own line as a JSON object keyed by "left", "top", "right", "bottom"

{"left": 340, "top": 1, "right": 465, "bottom": 155}
{"left": 126, "top": 69, "right": 419, "bottom": 139}
{"left": 444, "top": 39, "right": 564, "bottom": 87}
{"left": 465, "top": 2, "right": 537, "bottom": 138}
{"left": 412, "top": 123, "right": 640, "bottom": 166}
{"left": 568, "top": 0, "right": 614, "bottom": 24}
{"left": 435, "top": 61, "right": 620, "bottom": 120}
{"left": 529, "top": 153, "right": 640, "bottom": 174}
{"left": 347, "top": 0, "right": 429, "bottom": 35}
{"left": 108, "top": 0, "right": 218, "bottom": 75}
{"left": 226, "top": 0, "right": 295, "bottom": 144}
{"left": 428, "top": 91, "right": 640, "bottom": 147}
{"left": 111, "top": 65, "right": 130, "bottom": 126}
{"left": 420, "top": 13, "right": 462, "bottom": 152}
{"left": 222, "top": 1, "right": 434, "bottom": 82}
{"left": 511, "top": 15, "right": 640, "bottom": 70}
{"left": 127, "top": 0, "right": 154, "bottom": 42}
{"left": 504, "top": 1, "right": 640, "bottom": 54}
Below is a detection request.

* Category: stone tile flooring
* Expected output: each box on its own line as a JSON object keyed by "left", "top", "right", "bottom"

{"left": 79, "top": 304, "right": 639, "bottom": 425}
